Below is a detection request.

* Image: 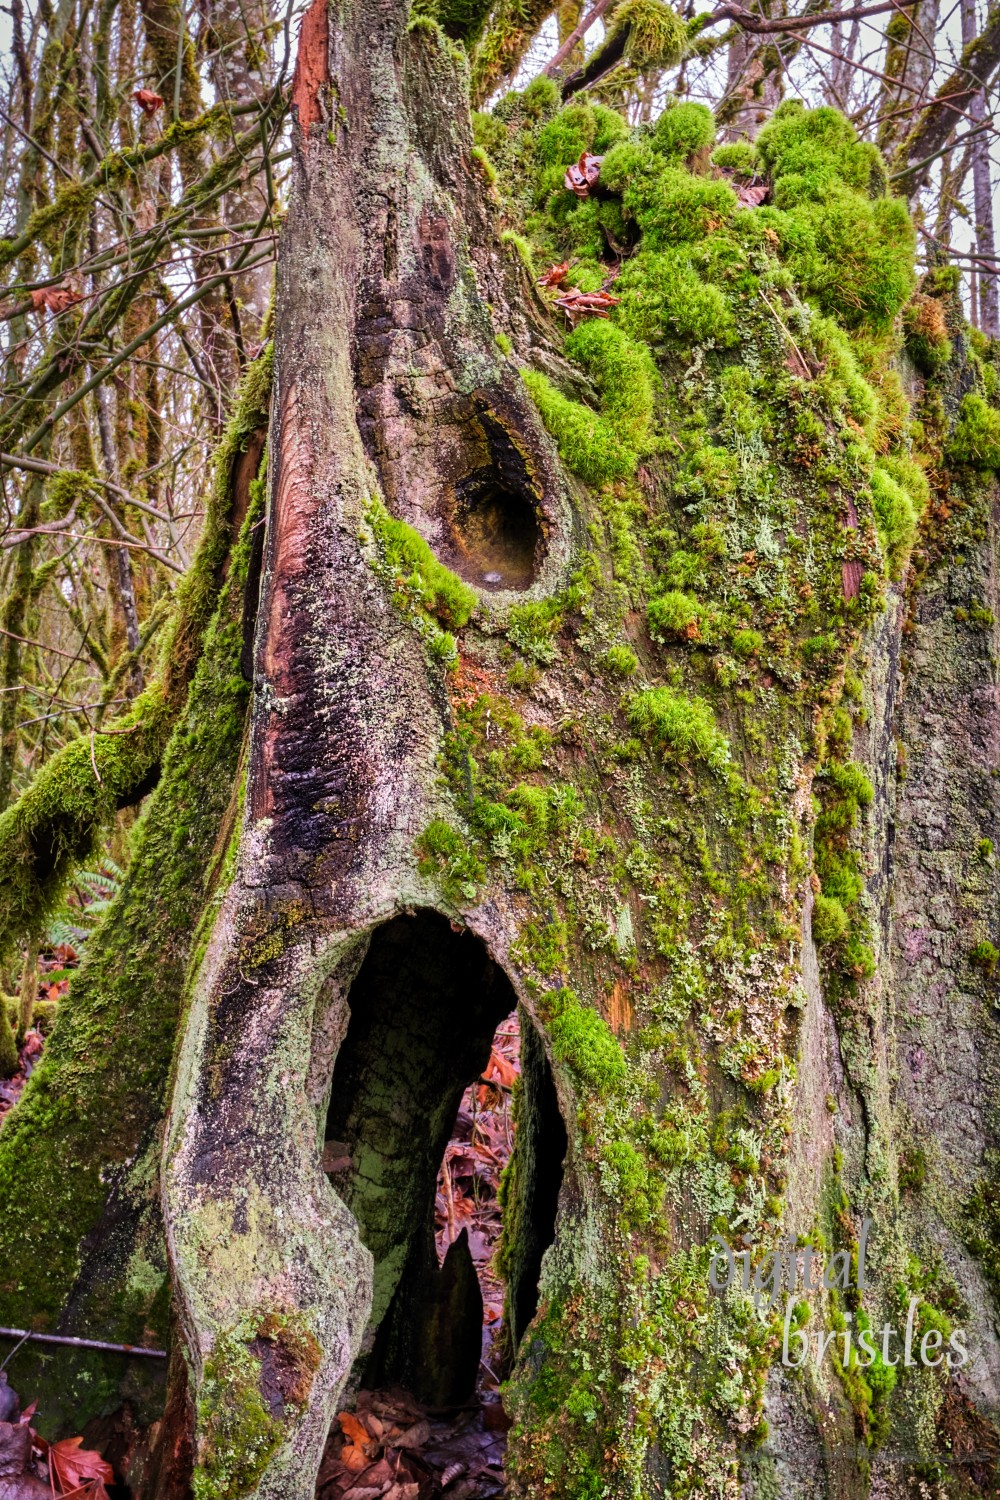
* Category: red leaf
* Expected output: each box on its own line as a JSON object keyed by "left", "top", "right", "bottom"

{"left": 49, "top": 1437, "right": 113, "bottom": 1495}
{"left": 484, "top": 1047, "right": 517, "bottom": 1088}
{"left": 133, "top": 88, "right": 164, "bottom": 115}
{"left": 537, "top": 260, "right": 571, "bottom": 288}
{"left": 552, "top": 287, "right": 621, "bottom": 321}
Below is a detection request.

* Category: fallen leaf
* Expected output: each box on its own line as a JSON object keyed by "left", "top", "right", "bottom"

{"left": 564, "top": 150, "right": 602, "bottom": 199}
{"left": 133, "top": 89, "right": 164, "bottom": 115}
{"left": 396, "top": 1420, "right": 430, "bottom": 1449}
{"left": 736, "top": 181, "right": 768, "bottom": 206}
{"left": 484, "top": 1048, "right": 516, "bottom": 1088}
{"left": 537, "top": 260, "right": 570, "bottom": 288}
{"left": 49, "top": 1437, "right": 113, "bottom": 1495}
{"left": 552, "top": 287, "right": 621, "bottom": 321}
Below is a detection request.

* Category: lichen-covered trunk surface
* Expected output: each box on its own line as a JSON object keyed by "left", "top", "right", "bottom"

{"left": 161, "top": 2, "right": 575, "bottom": 1495}
{"left": 0, "top": 6, "right": 998, "bottom": 1500}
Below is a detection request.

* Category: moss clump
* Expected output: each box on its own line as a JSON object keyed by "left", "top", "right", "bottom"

{"left": 812, "top": 892, "right": 850, "bottom": 947}
{"left": 614, "top": 248, "right": 736, "bottom": 347}
{"left": 947, "top": 392, "right": 1000, "bottom": 469}
{"left": 970, "top": 939, "right": 999, "bottom": 975}
{"left": 416, "top": 819, "right": 484, "bottom": 903}
{"left": 0, "top": 1002, "right": 17, "bottom": 1077}
{"left": 870, "top": 462, "right": 923, "bottom": 579}
{"left": 603, "top": 644, "right": 639, "bottom": 676}
{"left": 650, "top": 100, "right": 714, "bottom": 160}
{"left": 565, "top": 321, "right": 657, "bottom": 450}
{"left": 534, "top": 102, "right": 628, "bottom": 170}
{"left": 813, "top": 758, "right": 876, "bottom": 987}
{"left": 904, "top": 290, "right": 952, "bottom": 373}
{"left": 594, "top": 0, "right": 688, "bottom": 74}
{"left": 602, "top": 153, "right": 737, "bottom": 249}
{"left": 647, "top": 589, "right": 709, "bottom": 641}
{"left": 523, "top": 323, "right": 656, "bottom": 486}
{"left": 626, "top": 686, "right": 730, "bottom": 773}
{"left": 194, "top": 1313, "right": 320, "bottom": 1500}
{"left": 755, "top": 102, "right": 914, "bottom": 332}
{"left": 523, "top": 373, "right": 633, "bottom": 487}
{"left": 546, "top": 987, "right": 626, "bottom": 1094}
{"left": 711, "top": 142, "right": 760, "bottom": 175}
{"left": 366, "top": 501, "right": 477, "bottom": 627}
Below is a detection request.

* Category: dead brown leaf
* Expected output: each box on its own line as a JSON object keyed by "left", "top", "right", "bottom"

{"left": 564, "top": 150, "right": 602, "bottom": 200}
{"left": 133, "top": 88, "right": 164, "bottom": 115}
{"left": 30, "top": 286, "right": 81, "bottom": 315}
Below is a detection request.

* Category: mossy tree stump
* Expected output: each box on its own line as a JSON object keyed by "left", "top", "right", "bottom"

{"left": 0, "top": 2, "right": 997, "bottom": 1497}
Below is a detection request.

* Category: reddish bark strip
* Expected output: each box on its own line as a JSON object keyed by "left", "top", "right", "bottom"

{"left": 291, "top": 0, "right": 329, "bottom": 137}
{"left": 842, "top": 559, "right": 864, "bottom": 600}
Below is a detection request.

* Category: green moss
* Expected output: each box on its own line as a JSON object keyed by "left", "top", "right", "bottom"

{"left": 626, "top": 686, "right": 730, "bottom": 773}
{"left": 0, "top": 417, "right": 269, "bottom": 1423}
{"left": 870, "top": 463, "right": 921, "bottom": 579}
{"left": 524, "top": 323, "right": 655, "bottom": 485}
{"left": 523, "top": 372, "right": 632, "bottom": 487}
{"left": 711, "top": 142, "right": 759, "bottom": 175}
{"left": 546, "top": 987, "right": 626, "bottom": 1094}
{"left": 536, "top": 104, "right": 599, "bottom": 167}
{"left": 947, "top": 392, "right": 1000, "bottom": 469}
{"left": 3, "top": 995, "right": 56, "bottom": 1036}
{"left": 602, "top": 644, "right": 639, "bottom": 676}
{"left": 365, "top": 500, "right": 477, "bottom": 627}
{"left": 593, "top": 0, "right": 688, "bottom": 74}
{"left": 608, "top": 158, "right": 737, "bottom": 248}
{"left": 647, "top": 589, "right": 709, "bottom": 642}
{"left": 508, "top": 597, "right": 567, "bottom": 663}
{"left": 564, "top": 320, "right": 657, "bottom": 451}
{"left": 650, "top": 100, "right": 714, "bottom": 160}
{"left": 614, "top": 248, "right": 736, "bottom": 347}
{"left": 756, "top": 102, "right": 887, "bottom": 206}
{"left": 731, "top": 628, "right": 763, "bottom": 658}
{"left": 812, "top": 892, "right": 850, "bottom": 947}
{"left": 753, "top": 105, "right": 913, "bottom": 332}
{"left": 194, "top": 1313, "right": 320, "bottom": 1500}
{"left": 898, "top": 1144, "right": 927, "bottom": 1193}
{"left": 969, "top": 939, "right": 999, "bottom": 975}
{"left": 0, "top": 1001, "right": 17, "bottom": 1077}
{"left": 416, "top": 819, "right": 484, "bottom": 903}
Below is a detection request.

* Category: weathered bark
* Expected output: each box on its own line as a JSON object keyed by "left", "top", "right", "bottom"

{"left": 877, "top": 0, "right": 940, "bottom": 159}
{"left": 161, "top": 2, "right": 572, "bottom": 1490}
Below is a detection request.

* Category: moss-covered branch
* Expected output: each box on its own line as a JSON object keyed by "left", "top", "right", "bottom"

{"left": 0, "top": 347, "right": 271, "bottom": 960}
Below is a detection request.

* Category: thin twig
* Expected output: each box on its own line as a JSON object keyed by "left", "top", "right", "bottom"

{"left": 0, "top": 1326, "right": 166, "bottom": 1358}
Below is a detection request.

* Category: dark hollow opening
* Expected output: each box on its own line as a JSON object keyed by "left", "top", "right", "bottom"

{"left": 450, "top": 468, "right": 542, "bottom": 593}
{"left": 442, "top": 408, "right": 546, "bottom": 593}
{"left": 323, "top": 911, "right": 565, "bottom": 1408}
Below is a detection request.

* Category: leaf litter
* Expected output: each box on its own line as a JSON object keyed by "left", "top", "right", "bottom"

{"left": 318, "top": 1015, "right": 521, "bottom": 1500}
{"left": 0, "top": 1371, "right": 114, "bottom": 1499}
